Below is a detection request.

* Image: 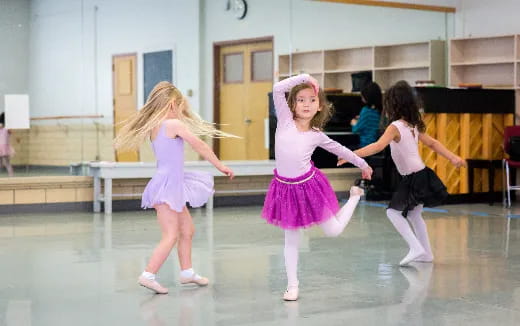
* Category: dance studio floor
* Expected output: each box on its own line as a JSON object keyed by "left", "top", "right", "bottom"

{"left": 2, "top": 202, "right": 520, "bottom": 325}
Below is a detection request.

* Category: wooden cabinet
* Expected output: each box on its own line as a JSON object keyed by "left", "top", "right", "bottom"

{"left": 278, "top": 40, "right": 445, "bottom": 91}
{"left": 449, "top": 35, "right": 516, "bottom": 88}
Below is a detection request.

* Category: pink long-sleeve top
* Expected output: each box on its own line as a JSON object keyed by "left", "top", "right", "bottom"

{"left": 273, "top": 74, "right": 368, "bottom": 178}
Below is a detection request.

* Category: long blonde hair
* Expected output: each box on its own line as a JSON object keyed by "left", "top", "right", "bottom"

{"left": 114, "top": 81, "right": 236, "bottom": 150}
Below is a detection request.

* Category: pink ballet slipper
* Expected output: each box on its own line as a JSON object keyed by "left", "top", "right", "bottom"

{"left": 138, "top": 276, "right": 169, "bottom": 294}
{"left": 180, "top": 274, "right": 209, "bottom": 286}
{"left": 283, "top": 286, "right": 299, "bottom": 301}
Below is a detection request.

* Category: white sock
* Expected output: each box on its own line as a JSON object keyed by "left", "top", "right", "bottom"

{"left": 141, "top": 271, "right": 156, "bottom": 281}
{"left": 180, "top": 268, "right": 202, "bottom": 280}
{"left": 386, "top": 208, "right": 425, "bottom": 266}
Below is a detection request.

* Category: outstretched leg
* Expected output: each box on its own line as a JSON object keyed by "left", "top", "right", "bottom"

{"left": 319, "top": 186, "right": 363, "bottom": 237}
{"left": 386, "top": 208, "right": 425, "bottom": 266}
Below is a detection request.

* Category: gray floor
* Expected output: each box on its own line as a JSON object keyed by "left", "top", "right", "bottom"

{"left": 2, "top": 202, "right": 520, "bottom": 326}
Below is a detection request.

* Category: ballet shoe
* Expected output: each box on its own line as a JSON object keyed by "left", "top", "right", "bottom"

{"left": 180, "top": 274, "right": 209, "bottom": 286}
{"left": 283, "top": 286, "right": 299, "bottom": 301}
{"left": 138, "top": 276, "right": 169, "bottom": 294}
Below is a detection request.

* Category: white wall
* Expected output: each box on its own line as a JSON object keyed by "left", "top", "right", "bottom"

{"left": 455, "top": 0, "right": 520, "bottom": 38}
{"left": 201, "top": 0, "right": 453, "bottom": 121}
{"left": 29, "top": 0, "right": 83, "bottom": 120}
{"left": 22, "top": 0, "right": 467, "bottom": 125}
{"left": 16, "top": 0, "right": 520, "bottom": 126}
{"left": 28, "top": 0, "right": 200, "bottom": 124}
{"left": 0, "top": 0, "right": 30, "bottom": 113}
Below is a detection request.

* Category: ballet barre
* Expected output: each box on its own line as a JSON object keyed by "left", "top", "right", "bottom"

{"left": 89, "top": 160, "right": 276, "bottom": 214}
{"left": 30, "top": 114, "right": 104, "bottom": 120}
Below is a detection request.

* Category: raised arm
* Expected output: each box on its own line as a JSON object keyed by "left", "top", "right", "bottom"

{"left": 166, "top": 119, "right": 234, "bottom": 179}
{"left": 273, "top": 74, "right": 313, "bottom": 123}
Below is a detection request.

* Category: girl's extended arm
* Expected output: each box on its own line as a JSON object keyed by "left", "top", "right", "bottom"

{"left": 273, "top": 74, "right": 316, "bottom": 124}
{"left": 419, "top": 133, "right": 466, "bottom": 167}
{"left": 166, "top": 119, "right": 234, "bottom": 179}
{"left": 355, "top": 124, "right": 399, "bottom": 158}
{"left": 319, "top": 133, "right": 373, "bottom": 179}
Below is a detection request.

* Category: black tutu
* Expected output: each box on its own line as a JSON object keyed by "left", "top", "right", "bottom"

{"left": 388, "top": 167, "right": 448, "bottom": 217}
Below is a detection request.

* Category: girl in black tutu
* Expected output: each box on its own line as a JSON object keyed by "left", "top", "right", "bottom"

{"left": 339, "top": 81, "right": 466, "bottom": 265}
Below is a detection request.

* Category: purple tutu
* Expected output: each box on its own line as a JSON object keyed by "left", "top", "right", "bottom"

{"left": 141, "top": 170, "right": 214, "bottom": 212}
{"left": 141, "top": 123, "right": 214, "bottom": 213}
{"left": 262, "top": 165, "right": 339, "bottom": 229}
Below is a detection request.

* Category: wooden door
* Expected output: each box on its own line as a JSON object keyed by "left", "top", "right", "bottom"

{"left": 218, "top": 40, "right": 272, "bottom": 160}
{"left": 113, "top": 54, "right": 139, "bottom": 162}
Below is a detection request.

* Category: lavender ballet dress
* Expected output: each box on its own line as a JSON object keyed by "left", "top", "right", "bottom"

{"left": 141, "top": 123, "right": 214, "bottom": 212}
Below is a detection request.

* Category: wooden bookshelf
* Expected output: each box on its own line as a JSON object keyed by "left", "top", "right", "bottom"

{"left": 450, "top": 64, "right": 515, "bottom": 89}
{"left": 374, "top": 42, "right": 429, "bottom": 68}
{"left": 278, "top": 40, "right": 445, "bottom": 92}
{"left": 324, "top": 72, "right": 354, "bottom": 91}
{"left": 517, "top": 35, "right": 520, "bottom": 89}
{"left": 517, "top": 62, "right": 520, "bottom": 89}
{"left": 279, "top": 51, "right": 324, "bottom": 84}
{"left": 372, "top": 40, "right": 445, "bottom": 89}
{"left": 450, "top": 36, "right": 515, "bottom": 64}
{"left": 374, "top": 67, "right": 430, "bottom": 90}
{"left": 449, "top": 35, "right": 516, "bottom": 88}
{"left": 278, "top": 55, "right": 290, "bottom": 77}
{"left": 324, "top": 47, "right": 373, "bottom": 72}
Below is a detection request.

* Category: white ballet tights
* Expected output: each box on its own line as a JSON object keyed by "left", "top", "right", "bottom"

{"left": 386, "top": 208, "right": 425, "bottom": 266}
{"left": 406, "top": 205, "right": 434, "bottom": 262}
{"left": 283, "top": 194, "right": 362, "bottom": 288}
{"left": 284, "top": 229, "right": 300, "bottom": 288}
{"left": 320, "top": 194, "right": 361, "bottom": 237}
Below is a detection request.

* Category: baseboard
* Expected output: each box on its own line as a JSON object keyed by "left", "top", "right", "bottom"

{"left": 0, "top": 192, "right": 351, "bottom": 214}
{"left": 0, "top": 202, "right": 92, "bottom": 215}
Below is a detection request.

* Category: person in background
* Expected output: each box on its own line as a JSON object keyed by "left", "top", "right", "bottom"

{"left": 351, "top": 82, "right": 382, "bottom": 148}
{"left": 0, "top": 112, "right": 14, "bottom": 177}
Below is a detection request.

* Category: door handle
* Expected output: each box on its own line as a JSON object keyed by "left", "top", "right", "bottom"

{"left": 244, "top": 118, "right": 252, "bottom": 124}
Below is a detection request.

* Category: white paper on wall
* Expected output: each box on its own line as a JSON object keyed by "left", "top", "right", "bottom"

{"left": 4, "top": 94, "right": 30, "bottom": 129}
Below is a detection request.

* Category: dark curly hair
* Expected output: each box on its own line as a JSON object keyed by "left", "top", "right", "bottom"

{"left": 287, "top": 83, "right": 334, "bottom": 130}
{"left": 382, "top": 80, "right": 425, "bottom": 132}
